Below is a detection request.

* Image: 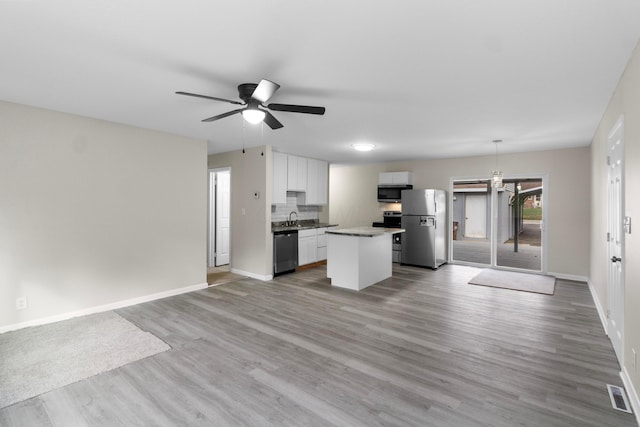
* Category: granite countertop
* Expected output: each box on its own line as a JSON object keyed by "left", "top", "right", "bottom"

{"left": 325, "top": 226, "right": 406, "bottom": 237}
{"left": 271, "top": 222, "right": 339, "bottom": 233}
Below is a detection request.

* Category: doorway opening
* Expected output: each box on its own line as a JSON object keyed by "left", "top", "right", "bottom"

{"left": 208, "top": 168, "right": 231, "bottom": 281}
{"left": 451, "top": 177, "right": 545, "bottom": 273}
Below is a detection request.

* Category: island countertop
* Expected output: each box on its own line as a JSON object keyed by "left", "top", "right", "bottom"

{"left": 325, "top": 226, "right": 405, "bottom": 237}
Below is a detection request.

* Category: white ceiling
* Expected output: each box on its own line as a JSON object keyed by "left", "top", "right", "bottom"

{"left": 1, "top": 1, "right": 639, "bottom": 164}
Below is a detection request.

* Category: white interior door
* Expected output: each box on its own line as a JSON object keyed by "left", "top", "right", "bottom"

{"left": 215, "top": 169, "right": 231, "bottom": 266}
{"left": 208, "top": 171, "right": 215, "bottom": 267}
{"left": 607, "top": 116, "right": 624, "bottom": 362}
{"left": 464, "top": 194, "right": 487, "bottom": 238}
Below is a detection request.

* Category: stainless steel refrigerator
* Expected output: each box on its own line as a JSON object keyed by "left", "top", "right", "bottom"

{"left": 401, "top": 189, "right": 447, "bottom": 269}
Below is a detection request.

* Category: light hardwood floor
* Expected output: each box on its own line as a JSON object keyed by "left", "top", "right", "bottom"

{"left": 1, "top": 264, "right": 635, "bottom": 426}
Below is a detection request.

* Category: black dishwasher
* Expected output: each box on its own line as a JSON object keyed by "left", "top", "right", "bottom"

{"left": 273, "top": 230, "right": 298, "bottom": 276}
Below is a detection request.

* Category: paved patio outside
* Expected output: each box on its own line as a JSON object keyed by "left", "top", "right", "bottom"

{"left": 452, "top": 221, "right": 541, "bottom": 271}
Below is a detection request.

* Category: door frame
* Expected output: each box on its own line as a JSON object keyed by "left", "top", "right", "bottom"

{"left": 449, "top": 174, "right": 548, "bottom": 273}
{"left": 208, "top": 167, "right": 232, "bottom": 268}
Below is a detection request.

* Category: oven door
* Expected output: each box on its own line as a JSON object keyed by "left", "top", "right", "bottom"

{"left": 393, "top": 233, "right": 402, "bottom": 244}
{"left": 392, "top": 233, "right": 402, "bottom": 263}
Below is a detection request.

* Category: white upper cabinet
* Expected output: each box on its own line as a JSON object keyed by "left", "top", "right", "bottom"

{"left": 272, "top": 152, "right": 287, "bottom": 204}
{"left": 272, "top": 152, "right": 328, "bottom": 205}
{"left": 303, "top": 158, "right": 328, "bottom": 205}
{"left": 306, "top": 158, "right": 319, "bottom": 203}
{"left": 316, "top": 160, "right": 328, "bottom": 205}
{"left": 287, "top": 155, "right": 307, "bottom": 192}
{"left": 379, "top": 171, "right": 412, "bottom": 185}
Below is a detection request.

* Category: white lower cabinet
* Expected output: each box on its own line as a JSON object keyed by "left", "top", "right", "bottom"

{"left": 316, "top": 226, "right": 335, "bottom": 262}
{"left": 298, "top": 229, "right": 318, "bottom": 266}
{"left": 299, "top": 227, "right": 335, "bottom": 266}
{"left": 317, "top": 246, "right": 327, "bottom": 262}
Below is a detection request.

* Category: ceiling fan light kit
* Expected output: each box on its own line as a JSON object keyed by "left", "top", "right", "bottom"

{"left": 177, "top": 79, "right": 325, "bottom": 129}
{"left": 242, "top": 108, "right": 266, "bottom": 124}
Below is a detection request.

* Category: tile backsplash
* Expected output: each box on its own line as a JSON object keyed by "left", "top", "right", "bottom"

{"left": 271, "top": 193, "right": 319, "bottom": 222}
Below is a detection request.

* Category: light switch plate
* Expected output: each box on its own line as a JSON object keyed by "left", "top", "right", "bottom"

{"left": 624, "top": 216, "right": 631, "bottom": 234}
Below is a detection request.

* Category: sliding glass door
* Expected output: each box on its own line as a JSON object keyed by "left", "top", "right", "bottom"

{"left": 451, "top": 180, "right": 492, "bottom": 265}
{"left": 451, "top": 177, "right": 544, "bottom": 272}
{"left": 495, "top": 179, "right": 543, "bottom": 271}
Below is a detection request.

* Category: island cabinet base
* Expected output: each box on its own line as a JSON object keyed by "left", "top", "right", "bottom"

{"left": 326, "top": 233, "right": 392, "bottom": 291}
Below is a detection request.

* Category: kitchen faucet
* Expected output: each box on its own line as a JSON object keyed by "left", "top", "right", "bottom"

{"left": 288, "top": 211, "right": 298, "bottom": 226}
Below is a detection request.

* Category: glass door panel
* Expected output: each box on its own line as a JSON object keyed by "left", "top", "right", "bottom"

{"left": 451, "top": 180, "right": 492, "bottom": 265}
{"left": 495, "top": 179, "right": 542, "bottom": 271}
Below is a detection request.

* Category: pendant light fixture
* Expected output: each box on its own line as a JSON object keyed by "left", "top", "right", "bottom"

{"left": 491, "top": 139, "right": 503, "bottom": 188}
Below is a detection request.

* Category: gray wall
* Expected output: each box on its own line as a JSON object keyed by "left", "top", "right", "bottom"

{"left": 0, "top": 100, "right": 207, "bottom": 330}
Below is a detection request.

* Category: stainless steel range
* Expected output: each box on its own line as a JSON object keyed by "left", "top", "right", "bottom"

{"left": 372, "top": 211, "right": 402, "bottom": 262}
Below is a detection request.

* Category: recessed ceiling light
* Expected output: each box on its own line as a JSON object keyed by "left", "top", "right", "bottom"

{"left": 351, "top": 143, "right": 375, "bottom": 152}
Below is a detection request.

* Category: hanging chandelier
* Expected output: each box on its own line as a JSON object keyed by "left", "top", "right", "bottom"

{"left": 491, "top": 139, "right": 503, "bottom": 188}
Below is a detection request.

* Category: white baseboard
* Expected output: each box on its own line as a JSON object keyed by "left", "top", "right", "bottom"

{"left": 550, "top": 272, "right": 589, "bottom": 282}
{"left": 230, "top": 268, "right": 272, "bottom": 281}
{"left": 0, "top": 282, "right": 208, "bottom": 334}
{"left": 586, "top": 278, "right": 608, "bottom": 335}
{"left": 621, "top": 367, "right": 640, "bottom": 424}
{"left": 547, "top": 272, "right": 609, "bottom": 334}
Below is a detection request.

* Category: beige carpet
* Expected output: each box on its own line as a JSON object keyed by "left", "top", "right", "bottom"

{"left": 0, "top": 311, "right": 169, "bottom": 408}
{"left": 468, "top": 268, "right": 556, "bottom": 295}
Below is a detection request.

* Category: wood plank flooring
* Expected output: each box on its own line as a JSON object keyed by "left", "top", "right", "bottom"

{"left": 1, "top": 264, "right": 635, "bottom": 426}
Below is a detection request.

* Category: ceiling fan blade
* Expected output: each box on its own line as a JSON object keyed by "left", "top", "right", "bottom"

{"left": 251, "top": 79, "right": 280, "bottom": 103}
{"left": 202, "top": 108, "right": 243, "bottom": 122}
{"left": 263, "top": 111, "right": 284, "bottom": 130}
{"left": 267, "top": 103, "right": 326, "bottom": 115}
{"left": 176, "top": 91, "right": 244, "bottom": 105}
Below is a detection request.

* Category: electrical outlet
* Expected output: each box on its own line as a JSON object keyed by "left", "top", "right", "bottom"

{"left": 16, "top": 296, "right": 27, "bottom": 310}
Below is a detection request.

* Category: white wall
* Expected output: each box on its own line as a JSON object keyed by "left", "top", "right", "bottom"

{"left": 208, "top": 146, "right": 273, "bottom": 280}
{"left": 591, "top": 39, "right": 640, "bottom": 413}
{"left": 0, "top": 100, "right": 207, "bottom": 330}
{"left": 330, "top": 147, "right": 591, "bottom": 278}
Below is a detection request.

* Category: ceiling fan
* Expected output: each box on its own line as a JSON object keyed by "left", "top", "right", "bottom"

{"left": 176, "top": 79, "right": 326, "bottom": 130}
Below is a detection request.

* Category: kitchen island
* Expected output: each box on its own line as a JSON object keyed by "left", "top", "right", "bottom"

{"left": 326, "top": 226, "right": 405, "bottom": 291}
